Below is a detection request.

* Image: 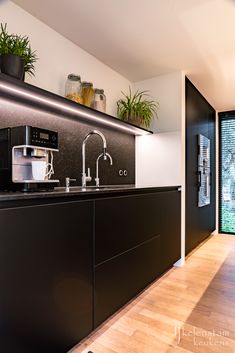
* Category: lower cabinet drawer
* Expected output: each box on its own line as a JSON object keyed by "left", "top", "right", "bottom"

{"left": 94, "top": 235, "right": 160, "bottom": 328}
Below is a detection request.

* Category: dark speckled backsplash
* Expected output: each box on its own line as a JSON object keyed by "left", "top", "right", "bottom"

{"left": 0, "top": 98, "right": 135, "bottom": 186}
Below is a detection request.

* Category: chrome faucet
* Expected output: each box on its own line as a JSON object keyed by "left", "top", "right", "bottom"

{"left": 82, "top": 130, "right": 108, "bottom": 189}
{"left": 95, "top": 152, "right": 113, "bottom": 187}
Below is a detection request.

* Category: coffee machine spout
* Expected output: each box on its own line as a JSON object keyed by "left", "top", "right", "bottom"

{"left": 31, "top": 149, "right": 47, "bottom": 158}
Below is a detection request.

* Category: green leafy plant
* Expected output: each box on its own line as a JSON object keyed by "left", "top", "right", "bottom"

{"left": 0, "top": 23, "right": 38, "bottom": 76}
{"left": 117, "top": 87, "right": 159, "bottom": 129}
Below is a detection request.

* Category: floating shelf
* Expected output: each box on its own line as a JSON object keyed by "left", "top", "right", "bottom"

{"left": 0, "top": 73, "right": 152, "bottom": 136}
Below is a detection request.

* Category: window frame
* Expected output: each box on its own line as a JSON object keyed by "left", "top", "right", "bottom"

{"left": 219, "top": 111, "right": 235, "bottom": 235}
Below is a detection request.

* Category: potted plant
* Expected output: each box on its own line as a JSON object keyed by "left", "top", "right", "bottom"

{"left": 0, "top": 23, "right": 37, "bottom": 80}
{"left": 117, "top": 87, "right": 159, "bottom": 129}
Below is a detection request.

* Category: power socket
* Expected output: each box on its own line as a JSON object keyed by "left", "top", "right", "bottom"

{"left": 119, "top": 169, "right": 128, "bottom": 177}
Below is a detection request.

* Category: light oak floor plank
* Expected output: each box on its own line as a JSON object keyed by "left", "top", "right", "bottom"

{"left": 71, "top": 235, "right": 235, "bottom": 353}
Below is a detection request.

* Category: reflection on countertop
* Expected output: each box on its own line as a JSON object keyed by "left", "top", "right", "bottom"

{"left": 0, "top": 184, "right": 181, "bottom": 202}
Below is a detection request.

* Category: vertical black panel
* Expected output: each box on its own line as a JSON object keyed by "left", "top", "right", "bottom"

{"left": 185, "top": 78, "right": 216, "bottom": 254}
{"left": 0, "top": 200, "right": 93, "bottom": 353}
{"left": 160, "top": 190, "right": 181, "bottom": 273}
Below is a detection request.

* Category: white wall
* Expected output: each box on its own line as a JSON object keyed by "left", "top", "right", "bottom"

{"left": 135, "top": 71, "right": 184, "bottom": 187}
{"left": 0, "top": 1, "right": 131, "bottom": 116}
{"left": 133, "top": 71, "right": 183, "bottom": 133}
{"left": 136, "top": 132, "right": 181, "bottom": 187}
{"left": 135, "top": 71, "right": 186, "bottom": 267}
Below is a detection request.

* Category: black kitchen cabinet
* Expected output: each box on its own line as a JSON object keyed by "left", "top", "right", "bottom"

{"left": 0, "top": 187, "right": 181, "bottom": 351}
{"left": 94, "top": 190, "right": 181, "bottom": 327}
{"left": 94, "top": 235, "right": 160, "bottom": 327}
{"left": 95, "top": 193, "right": 163, "bottom": 265}
{"left": 0, "top": 200, "right": 93, "bottom": 353}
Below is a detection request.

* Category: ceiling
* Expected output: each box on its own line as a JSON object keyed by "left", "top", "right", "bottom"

{"left": 11, "top": 0, "right": 235, "bottom": 111}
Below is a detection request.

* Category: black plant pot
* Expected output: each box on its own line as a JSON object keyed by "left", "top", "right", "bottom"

{"left": 0, "top": 54, "right": 24, "bottom": 80}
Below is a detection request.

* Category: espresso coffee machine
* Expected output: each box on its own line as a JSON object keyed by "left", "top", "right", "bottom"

{"left": 0, "top": 125, "right": 59, "bottom": 192}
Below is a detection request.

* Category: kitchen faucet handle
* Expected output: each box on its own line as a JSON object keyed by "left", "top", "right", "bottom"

{"left": 87, "top": 168, "right": 92, "bottom": 182}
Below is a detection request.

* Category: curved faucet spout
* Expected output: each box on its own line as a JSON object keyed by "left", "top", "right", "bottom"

{"left": 83, "top": 130, "right": 107, "bottom": 149}
{"left": 95, "top": 152, "right": 113, "bottom": 187}
{"left": 82, "top": 130, "right": 108, "bottom": 189}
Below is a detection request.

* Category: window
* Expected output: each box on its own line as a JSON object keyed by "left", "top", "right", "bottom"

{"left": 219, "top": 113, "right": 235, "bottom": 234}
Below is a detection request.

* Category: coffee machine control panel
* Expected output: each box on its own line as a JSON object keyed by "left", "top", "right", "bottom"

{"left": 8, "top": 125, "right": 59, "bottom": 150}
{"left": 29, "top": 127, "right": 58, "bottom": 149}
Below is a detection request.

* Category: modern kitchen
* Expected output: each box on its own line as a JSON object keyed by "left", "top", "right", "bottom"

{"left": 0, "top": 1, "right": 234, "bottom": 352}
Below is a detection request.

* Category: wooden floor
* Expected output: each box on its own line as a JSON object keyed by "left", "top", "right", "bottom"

{"left": 71, "top": 235, "right": 235, "bottom": 353}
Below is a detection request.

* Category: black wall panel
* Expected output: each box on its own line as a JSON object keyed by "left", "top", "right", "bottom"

{"left": 185, "top": 78, "right": 216, "bottom": 254}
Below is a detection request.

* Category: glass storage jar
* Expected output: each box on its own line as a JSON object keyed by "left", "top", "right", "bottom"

{"left": 81, "top": 82, "right": 94, "bottom": 107}
{"left": 92, "top": 88, "right": 106, "bottom": 113}
{"left": 65, "top": 74, "right": 83, "bottom": 104}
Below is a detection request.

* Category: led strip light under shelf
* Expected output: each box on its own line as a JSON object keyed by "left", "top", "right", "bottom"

{"left": 0, "top": 74, "right": 152, "bottom": 136}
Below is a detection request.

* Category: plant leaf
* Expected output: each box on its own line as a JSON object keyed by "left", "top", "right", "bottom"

{"left": 117, "top": 87, "right": 159, "bottom": 128}
{"left": 0, "top": 23, "right": 38, "bottom": 76}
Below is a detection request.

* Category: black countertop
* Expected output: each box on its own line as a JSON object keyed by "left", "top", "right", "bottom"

{"left": 0, "top": 184, "right": 181, "bottom": 203}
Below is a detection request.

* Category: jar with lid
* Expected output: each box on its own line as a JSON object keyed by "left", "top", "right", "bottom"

{"left": 92, "top": 88, "right": 106, "bottom": 113}
{"left": 81, "top": 82, "right": 94, "bottom": 107}
{"left": 65, "top": 74, "right": 83, "bottom": 104}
